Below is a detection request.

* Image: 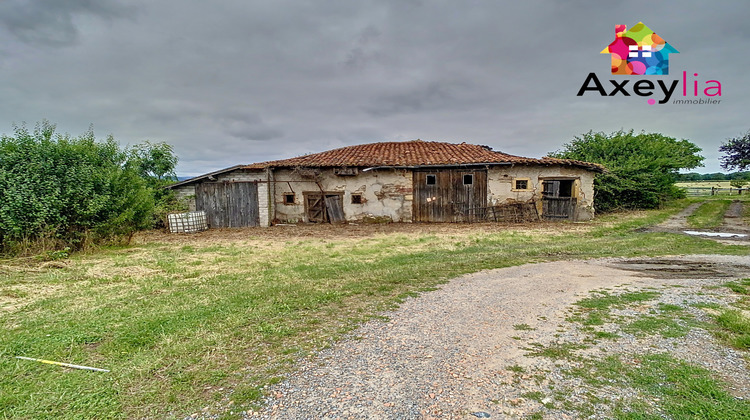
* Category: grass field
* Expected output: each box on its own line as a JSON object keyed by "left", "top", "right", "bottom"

{"left": 676, "top": 181, "right": 737, "bottom": 189}
{"left": 1, "top": 200, "right": 748, "bottom": 419}
{"left": 687, "top": 200, "right": 733, "bottom": 229}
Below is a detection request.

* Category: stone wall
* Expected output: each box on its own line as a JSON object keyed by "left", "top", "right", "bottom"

{"left": 271, "top": 168, "right": 413, "bottom": 223}
{"left": 487, "top": 165, "right": 596, "bottom": 220}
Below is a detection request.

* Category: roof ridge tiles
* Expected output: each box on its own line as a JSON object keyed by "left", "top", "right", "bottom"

{"left": 242, "top": 140, "right": 604, "bottom": 172}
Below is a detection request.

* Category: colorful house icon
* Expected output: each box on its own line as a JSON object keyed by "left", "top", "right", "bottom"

{"left": 601, "top": 22, "right": 678, "bottom": 75}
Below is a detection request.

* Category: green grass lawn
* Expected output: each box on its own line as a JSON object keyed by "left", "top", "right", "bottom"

{"left": 555, "top": 281, "right": 750, "bottom": 419}
{"left": 1, "top": 200, "right": 747, "bottom": 419}
{"left": 687, "top": 199, "right": 732, "bottom": 229}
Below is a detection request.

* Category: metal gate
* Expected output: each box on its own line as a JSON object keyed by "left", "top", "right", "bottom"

{"left": 195, "top": 182, "right": 259, "bottom": 228}
{"left": 413, "top": 169, "right": 487, "bottom": 222}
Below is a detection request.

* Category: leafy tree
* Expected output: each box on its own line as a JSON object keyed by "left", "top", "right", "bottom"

{"left": 127, "top": 141, "right": 184, "bottom": 227}
{"left": 550, "top": 130, "right": 704, "bottom": 212}
{"left": 705, "top": 172, "right": 727, "bottom": 181}
{"left": 728, "top": 172, "right": 750, "bottom": 189}
{"left": 730, "top": 179, "right": 748, "bottom": 189}
{"left": 676, "top": 172, "right": 702, "bottom": 181}
{"left": 127, "top": 141, "right": 178, "bottom": 181}
{"left": 720, "top": 130, "right": 750, "bottom": 171}
{"left": 0, "top": 121, "right": 155, "bottom": 252}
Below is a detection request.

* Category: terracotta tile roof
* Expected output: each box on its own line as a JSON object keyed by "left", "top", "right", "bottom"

{"left": 244, "top": 140, "right": 605, "bottom": 172}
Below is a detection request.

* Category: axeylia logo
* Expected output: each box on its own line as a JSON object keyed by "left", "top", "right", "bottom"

{"left": 601, "top": 22, "right": 678, "bottom": 75}
{"left": 578, "top": 22, "right": 721, "bottom": 105}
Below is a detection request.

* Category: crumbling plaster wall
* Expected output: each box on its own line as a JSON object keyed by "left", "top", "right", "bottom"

{"left": 271, "top": 168, "right": 413, "bottom": 223}
{"left": 172, "top": 165, "right": 596, "bottom": 225}
{"left": 487, "top": 165, "right": 596, "bottom": 220}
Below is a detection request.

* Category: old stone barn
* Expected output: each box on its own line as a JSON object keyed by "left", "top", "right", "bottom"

{"left": 167, "top": 140, "right": 604, "bottom": 227}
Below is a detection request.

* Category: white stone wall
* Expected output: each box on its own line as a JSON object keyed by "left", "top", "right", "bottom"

{"left": 172, "top": 185, "right": 197, "bottom": 211}
{"left": 487, "top": 165, "right": 596, "bottom": 220}
{"left": 271, "top": 168, "right": 413, "bottom": 223}
{"left": 257, "top": 181, "right": 270, "bottom": 227}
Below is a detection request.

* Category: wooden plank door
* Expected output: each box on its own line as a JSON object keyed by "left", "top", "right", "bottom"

{"left": 413, "top": 171, "right": 450, "bottom": 222}
{"left": 195, "top": 182, "right": 259, "bottom": 228}
{"left": 542, "top": 197, "right": 577, "bottom": 219}
{"left": 413, "top": 169, "right": 487, "bottom": 222}
{"left": 542, "top": 180, "right": 576, "bottom": 220}
{"left": 324, "top": 195, "right": 345, "bottom": 223}
{"left": 451, "top": 170, "right": 487, "bottom": 222}
{"left": 305, "top": 193, "right": 326, "bottom": 223}
{"left": 305, "top": 192, "right": 345, "bottom": 223}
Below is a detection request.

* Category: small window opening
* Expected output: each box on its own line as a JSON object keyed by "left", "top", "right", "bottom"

{"left": 283, "top": 193, "right": 295, "bottom": 204}
{"left": 351, "top": 194, "right": 363, "bottom": 204}
{"left": 463, "top": 174, "right": 473, "bottom": 185}
{"left": 559, "top": 180, "right": 573, "bottom": 197}
{"left": 426, "top": 174, "right": 437, "bottom": 185}
{"left": 515, "top": 180, "right": 528, "bottom": 190}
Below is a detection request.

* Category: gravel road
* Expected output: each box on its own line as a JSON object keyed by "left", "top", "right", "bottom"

{"left": 243, "top": 254, "right": 750, "bottom": 419}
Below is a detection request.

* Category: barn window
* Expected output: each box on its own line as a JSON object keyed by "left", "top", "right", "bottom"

{"left": 283, "top": 193, "right": 295, "bottom": 204}
{"left": 463, "top": 174, "right": 473, "bottom": 185}
{"left": 514, "top": 179, "right": 530, "bottom": 190}
{"left": 426, "top": 174, "right": 437, "bottom": 185}
{"left": 351, "top": 194, "right": 363, "bottom": 204}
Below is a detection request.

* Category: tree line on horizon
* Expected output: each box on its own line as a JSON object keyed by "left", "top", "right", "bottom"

{"left": 676, "top": 172, "right": 750, "bottom": 181}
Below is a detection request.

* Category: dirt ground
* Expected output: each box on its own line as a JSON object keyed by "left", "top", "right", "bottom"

{"left": 722, "top": 200, "right": 750, "bottom": 232}
{"left": 135, "top": 220, "right": 594, "bottom": 245}
{"left": 646, "top": 199, "right": 749, "bottom": 244}
{"left": 140, "top": 200, "right": 747, "bottom": 247}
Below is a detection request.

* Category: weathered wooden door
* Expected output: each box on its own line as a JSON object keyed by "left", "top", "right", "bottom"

{"left": 305, "top": 192, "right": 344, "bottom": 223}
{"left": 542, "top": 180, "right": 576, "bottom": 220}
{"left": 305, "top": 194, "right": 326, "bottom": 222}
{"left": 451, "top": 170, "right": 487, "bottom": 222}
{"left": 542, "top": 197, "right": 577, "bottom": 219}
{"left": 195, "top": 182, "right": 259, "bottom": 228}
{"left": 324, "top": 195, "right": 345, "bottom": 223}
{"left": 413, "top": 171, "right": 450, "bottom": 222}
{"left": 413, "top": 169, "right": 487, "bottom": 222}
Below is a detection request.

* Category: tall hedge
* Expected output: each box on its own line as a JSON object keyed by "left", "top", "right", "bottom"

{"left": 0, "top": 121, "right": 154, "bottom": 251}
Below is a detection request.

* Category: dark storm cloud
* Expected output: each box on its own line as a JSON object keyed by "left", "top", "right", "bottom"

{"left": 0, "top": 0, "right": 134, "bottom": 46}
{"left": 364, "top": 82, "right": 462, "bottom": 117}
{"left": 220, "top": 112, "right": 284, "bottom": 142}
{"left": 343, "top": 25, "right": 382, "bottom": 69}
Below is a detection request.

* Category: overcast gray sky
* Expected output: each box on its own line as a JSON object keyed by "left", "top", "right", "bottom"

{"left": 1, "top": 0, "right": 748, "bottom": 175}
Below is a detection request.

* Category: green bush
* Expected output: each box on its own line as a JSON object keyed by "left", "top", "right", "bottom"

{"left": 550, "top": 130, "right": 704, "bottom": 212}
{"left": 0, "top": 121, "right": 155, "bottom": 252}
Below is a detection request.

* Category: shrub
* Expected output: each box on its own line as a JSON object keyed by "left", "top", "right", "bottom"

{"left": 0, "top": 121, "right": 155, "bottom": 252}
